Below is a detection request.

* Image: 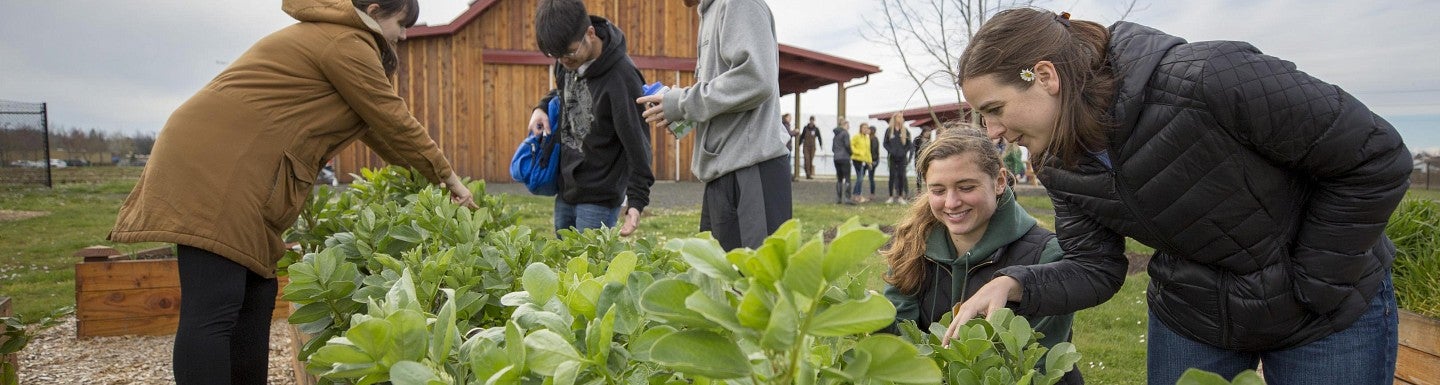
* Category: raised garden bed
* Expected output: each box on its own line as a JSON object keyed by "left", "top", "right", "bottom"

{"left": 1, "top": 297, "right": 15, "bottom": 376}
{"left": 1397, "top": 310, "right": 1440, "bottom": 385}
{"left": 73, "top": 245, "right": 290, "bottom": 338}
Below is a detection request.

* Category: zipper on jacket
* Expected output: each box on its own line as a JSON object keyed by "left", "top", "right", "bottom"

{"left": 963, "top": 259, "right": 997, "bottom": 300}
{"left": 1217, "top": 272, "right": 1231, "bottom": 346}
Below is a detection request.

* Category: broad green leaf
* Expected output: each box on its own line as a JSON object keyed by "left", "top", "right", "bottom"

{"left": 604, "top": 251, "right": 637, "bottom": 283}
{"left": 504, "top": 321, "right": 527, "bottom": 374}
{"left": 628, "top": 325, "right": 676, "bottom": 362}
{"left": 386, "top": 269, "right": 420, "bottom": 312}
{"left": 760, "top": 290, "right": 798, "bottom": 351}
{"left": 649, "top": 330, "right": 750, "bottom": 379}
{"left": 747, "top": 239, "right": 786, "bottom": 285}
{"left": 685, "top": 291, "right": 743, "bottom": 333}
{"left": 288, "top": 302, "right": 331, "bottom": 324}
{"left": 565, "top": 278, "right": 604, "bottom": 319}
{"left": 781, "top": 237, "right": 826, "bottom": 300}
{"left": 523, "top": 263, "right": 560, "bottom": 305}
{"left": 386, "top": 309, "right": 429, "bottom": 364}
{"left": 389, "top": 360, "right": 440, "bottom": 385}
{"left": 310, "top": 344, "right": 372, "bottom": 365}
{"left": 1232, "top": 370, "right": 1265, "bottom": 385}
{"left": 639, "top": 278, "right": 714, "bottom": 328}
{"left": 586, "top": 305, "right": 617, "bottom": 362}
{"left": 429, "top": 289, "right": 459, "bottom": 363}
{"left": 736, "top": 288, "right": 771, "bottom": 330}
{"left": 852, "top": 334, "right": 942, "bottom": 384}
{"left": 524, "top": 329, "right": 586, "bottom": 376}
{"left": 1043, "top": 342, "right": 1080, "bottom": 378}
{"left": 823, "top": 225, "right": 887, "bottom": 281}
{"left": 1175, "top": 368, "right": 1234, "bottom": 385}
{"left": 553, "top": 360, "right": 583, "bottom": 385}
{"left": 808, "top": 294, "right": 897, "bottom": 336}
{"left": 346, "top": 318, "right": 392, "bottom": 356}
{"left": 668, "top": 238, "right": 738, "bottom": 280}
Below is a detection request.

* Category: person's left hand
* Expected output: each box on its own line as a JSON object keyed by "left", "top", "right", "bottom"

{"left": 619, "top": 207, "right": 641, "bottom": 236}
{"left": 636, "top": 94, "right": 671, "bottom": 131}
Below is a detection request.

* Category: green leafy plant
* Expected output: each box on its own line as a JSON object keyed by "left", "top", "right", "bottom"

{"left": 1, "top": 305, "right": 73, "bottom": 385}
{"left": 1174, "top": 369, "right": 1263, "bottom": 385}
{"left": 630, "top": 218, "right": 942, "bottom": 384}
{"left": 1385, "top": 199, "right": 1440, "bottom": 317}
{"left": 894, "top": 308, "right": 1079, "bottom": 385}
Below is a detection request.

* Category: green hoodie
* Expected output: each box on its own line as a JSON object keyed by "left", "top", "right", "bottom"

{"left": 882, "top": 187, "right": 1073, "bottom": 350}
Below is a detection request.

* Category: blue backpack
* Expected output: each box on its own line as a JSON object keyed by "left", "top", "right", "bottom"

{"left": 510, "top": 98, "right": 562, "bottom": 196}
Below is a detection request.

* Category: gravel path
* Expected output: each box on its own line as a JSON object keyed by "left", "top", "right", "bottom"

{"left": 18, "top": 317, "right": 298, "bottom": 385}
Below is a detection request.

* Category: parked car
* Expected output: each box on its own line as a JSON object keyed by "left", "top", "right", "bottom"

{"left": 49, "top": 159, "right": 68, "bottom": 168}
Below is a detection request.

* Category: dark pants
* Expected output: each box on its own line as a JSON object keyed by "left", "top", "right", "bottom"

{"left": 867, "top": 160, "right": 878, "bottom": 195}
{"left": 801, "top": 141, "right": 817, "bottom": 178}
{"left": 701, "top": 155, "right": 793, "bottom": 250}
{"left": 888, "top": 161, "right": 908, "bottom": 197}
{"left": 834, "top": 159, "right": 851, "bottom": 203}
{"left": 174, "top": 245, "right": 277, "bottom": 385}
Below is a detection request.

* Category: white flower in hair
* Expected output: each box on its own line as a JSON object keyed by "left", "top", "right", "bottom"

{"left": 1019, "top": 69, "right": 1036, "bottom": 82}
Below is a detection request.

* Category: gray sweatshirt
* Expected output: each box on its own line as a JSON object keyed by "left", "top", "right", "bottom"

{"left": 662, "top": 0, "right": 790, "bottom": 182}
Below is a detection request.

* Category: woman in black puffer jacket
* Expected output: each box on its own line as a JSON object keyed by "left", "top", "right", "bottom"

{"left": 944, "top": 8, "right": 1411, "bottom": 385}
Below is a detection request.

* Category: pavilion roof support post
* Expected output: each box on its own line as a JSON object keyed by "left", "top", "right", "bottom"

{"left": 793, "top": 93, "right": 802, "bottom": 179}
{"left": 839, "top": 75, "right": 871, "bottom": 123}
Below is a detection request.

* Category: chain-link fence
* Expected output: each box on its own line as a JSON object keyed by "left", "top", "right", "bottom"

{"left": 0, "top": 100, "right": 52, "bottom": 187}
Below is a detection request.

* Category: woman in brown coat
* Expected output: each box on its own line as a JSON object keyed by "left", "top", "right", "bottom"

{"left": 108, "top": 0, "right": 473, "bottom": 383}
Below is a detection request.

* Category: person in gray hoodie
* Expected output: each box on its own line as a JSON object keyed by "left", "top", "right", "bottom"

{"left": 637, "top": 0, "right": 791, "bottom": 250}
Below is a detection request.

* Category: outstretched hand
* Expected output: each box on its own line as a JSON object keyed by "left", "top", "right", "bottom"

{"left": 444, "top": 173, "right": 478, "bottom": 209}
{"left": 619, "top": 207, "right": 641, "bottom": 236}
{"left": 941, "top": 275, "right": 1022, "bottom": 347}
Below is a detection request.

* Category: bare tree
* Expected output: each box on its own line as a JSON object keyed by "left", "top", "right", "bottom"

{"left": 865, "top": 0, "right": 1142, "bottom": 125}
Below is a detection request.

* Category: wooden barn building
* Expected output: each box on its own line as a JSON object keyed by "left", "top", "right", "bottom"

{"left": 334, "top": 0, "right": 880, "bottom": 183}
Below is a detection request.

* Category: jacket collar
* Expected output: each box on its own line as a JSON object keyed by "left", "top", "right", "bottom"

{"left": 1107, "top": 22, "right": 1187, "bottom": 152}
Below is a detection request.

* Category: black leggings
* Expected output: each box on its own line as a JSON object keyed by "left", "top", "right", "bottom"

{"left": 174, "top": 245, "right": 277, "bottom": 385}
{"left": 834, "top": 160, "right": 852, "bottom": 202}
{"left": 888, "top": 161, "right": 908, "bottom": 197}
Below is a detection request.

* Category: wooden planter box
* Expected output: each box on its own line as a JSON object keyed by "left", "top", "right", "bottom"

{"left": 288, "top": 317, "right": 318, "bottom": 385}
{"left": 1, "top": 297, "right": 16, "bottom": 375}
{"left": 73, "top": 246, "right": 290, "bottom": 338}
{"left": 1396, "top": 309, "right": 1440, "bottom": 385}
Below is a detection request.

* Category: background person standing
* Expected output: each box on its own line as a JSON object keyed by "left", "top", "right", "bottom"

{"left": 637, "top": 0, "right": 792, "bottom": 250}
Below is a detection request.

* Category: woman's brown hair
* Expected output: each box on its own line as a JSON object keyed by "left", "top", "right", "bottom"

{"left": 353, "top": 0, "right": 420, "bottom": 76}
{"left": 883, "top": 123, "right": 1005, "bottom": 295}
{"left": 957, "top": 8, "right": 1116, "bottom": 167}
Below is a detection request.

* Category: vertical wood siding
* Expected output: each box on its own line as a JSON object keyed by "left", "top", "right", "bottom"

{"left": 335, "top": 0, "right": 703, "bottom": 182}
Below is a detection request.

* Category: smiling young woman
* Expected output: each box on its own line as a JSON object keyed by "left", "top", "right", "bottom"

{"left": 946, "top": 8, "right": 1412, "bottom": 385}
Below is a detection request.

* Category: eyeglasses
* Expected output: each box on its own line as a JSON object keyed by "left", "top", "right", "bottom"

{"left": 545, "top": 36, "right": 585, "bottom": 59}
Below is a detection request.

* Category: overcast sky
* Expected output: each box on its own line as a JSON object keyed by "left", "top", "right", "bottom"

{"left": 2, "top": 0, "right": 1437, "bottom": 153}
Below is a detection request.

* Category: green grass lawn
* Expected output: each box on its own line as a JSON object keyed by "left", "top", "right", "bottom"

{"left": 1406, "top": 187, "right": 1440, "bottom": 201}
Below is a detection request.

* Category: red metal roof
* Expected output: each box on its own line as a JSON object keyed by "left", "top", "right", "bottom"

{"left": 406, "top": 0, "right": 880, "bottom": 95}
{"left": 869, "top": 101, "right": 973, "bottom": 128}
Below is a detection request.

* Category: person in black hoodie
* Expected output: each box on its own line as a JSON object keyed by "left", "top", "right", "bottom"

{"left": 530, "top": 0, "right": 653, "bottom": 235}
{"left": 946, "top": 9, "right": 1410, "bottom": 385}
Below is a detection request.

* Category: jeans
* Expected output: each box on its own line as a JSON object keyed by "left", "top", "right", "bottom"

{"left": 1147, "top": 274, "right": 1397, "bottom": 385}
{"left": 174, "top": 245, "right": 277, "bottom": 385}
{"left": 852, "top": 160, "right": 869, "bottom": 196}
{"left": 553, "top": 198, "right": 621, "bottom": 233}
